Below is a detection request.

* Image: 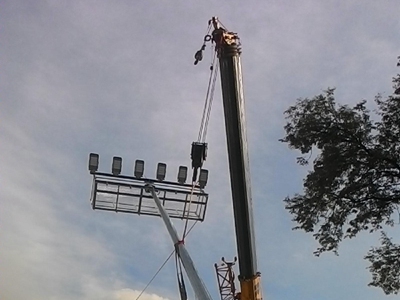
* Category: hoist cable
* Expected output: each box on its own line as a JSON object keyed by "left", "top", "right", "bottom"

{"left": 182, "top": 182, "right": 197, "bottom": 239}
{"left": 202, "top": 54, "right": 219, "bottom": 143}
{"left": 204, "top": 23, "right": 212, "bottom": 38}
{"left": 197, "top": 53, "right": 218, "bottom": 143}
{"left": 217, "top": 19, "right": 228, "bottom": 30}
{"left": 197, "top": 66, "right": 214, "bottom": 142}
{"left": 134, "top": 221, "right": 198, "bottom": 300}
{"left": 134, "top": 251, "right": 174, "bottom": 300}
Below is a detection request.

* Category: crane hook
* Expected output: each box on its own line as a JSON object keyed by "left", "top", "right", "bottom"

{"left": 194, "top": 44, "right": 206, "bottom": 65}
{"left": 194, "top": 49, "right": 203, "bottom": 65}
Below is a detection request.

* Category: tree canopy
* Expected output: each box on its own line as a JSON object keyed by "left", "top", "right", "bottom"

{"left": 280, "top": 57, "right": 400, "bottom": 295}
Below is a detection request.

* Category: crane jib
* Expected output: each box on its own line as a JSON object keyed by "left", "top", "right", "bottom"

{"left": 213, "top": 28, "right": 258, "bottom": 280}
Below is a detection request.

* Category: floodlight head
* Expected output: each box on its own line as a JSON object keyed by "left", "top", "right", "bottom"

{"left": 134, "top": 160, "right": 145, "bottom": 178}
{"left": 156, "top": 163, "right": 167, "bottom": 181}
{"left": 199, "top": 169, "right": 208, "bottom": 188}
{"left": 177, "top": 166, "right": 188, "bottom": 184}
{"left": 112, "top": 156, "right": 122, "bottom": 175}
{"left": 88, "top": 153, "right": 99, "bottom": 174}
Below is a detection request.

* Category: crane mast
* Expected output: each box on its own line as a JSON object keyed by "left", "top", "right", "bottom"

{"left": 211, "top": 18, "right": 262, "bottom": 300}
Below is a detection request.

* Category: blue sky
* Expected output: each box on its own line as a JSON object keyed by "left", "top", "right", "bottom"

{"left": 1, "top": 1, "right": 400, "bottom": 299}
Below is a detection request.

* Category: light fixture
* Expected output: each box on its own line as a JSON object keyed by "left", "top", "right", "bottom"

{"left": 112, "top": 156, "right": 122, "bottom": 175}
{"left": 177, "top": 166, "right": 188, "bottom": 184}
{"left": 88, "top": 153, "right": 99, "bottom": 174}
{"left": 156, "top": 163, "right": 167, "bottom": 181}
{"left": 198, "top": 169, "right": 208, "bottom": 188}
{"left": 134, "top": 160, "right": 145, "bottom": 178}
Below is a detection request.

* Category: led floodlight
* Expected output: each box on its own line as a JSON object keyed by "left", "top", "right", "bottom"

{"left": 112, "top": 156, "right": 122, "bottom": 175}
{"left": 156, "top": 163, "right": 167, "bottom": 181}
{"left": 134, "top": 160, "right": 145, "bottom": 178}
{"left": 199, "top": 169, "right": 208, "bottom": 188}
{"left": 177, "top": 166, "right": 188, "bottom": 184}
{"left": 88, "top": 153, "right": 99, "bottom": 174}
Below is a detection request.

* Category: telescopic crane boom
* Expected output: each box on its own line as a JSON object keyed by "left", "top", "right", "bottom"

{"left": 211, "top": 18, "right": 262, "bottom": 300}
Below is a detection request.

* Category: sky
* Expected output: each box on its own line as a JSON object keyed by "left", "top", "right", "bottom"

{"left": 1, "top": 1, "right": 400, "bottom": 299}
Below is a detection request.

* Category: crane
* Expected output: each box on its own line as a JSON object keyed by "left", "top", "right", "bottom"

{"left": 194, "top": 17, "right": 263, "bottom": 300}
{"left": 87, "top": 16, "right": 262, "bottom": 300}
{"left": 214, "top": 18, "right": 262, "bottom": 300}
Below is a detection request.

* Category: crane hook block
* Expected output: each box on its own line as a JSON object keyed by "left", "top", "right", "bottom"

{"left": 194, "top": 49, "right": 203, "bottom": 65}
{"left": 191, "top": 142, "right": 208, "bottom": 182}
{"left": 194, "top": 45, "right": 206, "bottom": 65}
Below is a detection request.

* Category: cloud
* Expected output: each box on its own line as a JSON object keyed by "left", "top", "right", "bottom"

{"left": 114, "top": 289, "right": 171, "bottom": 300}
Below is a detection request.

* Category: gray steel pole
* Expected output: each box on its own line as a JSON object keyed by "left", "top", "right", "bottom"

{"left": 145, "top": 184, "right": 213, "bottom": 300}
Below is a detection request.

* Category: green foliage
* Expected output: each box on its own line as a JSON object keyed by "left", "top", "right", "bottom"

{"left": 281, "top": 57, "right": 400, "bottom": 294}
{"left": 365, "top": 232, "right": 400, "bottom": 295}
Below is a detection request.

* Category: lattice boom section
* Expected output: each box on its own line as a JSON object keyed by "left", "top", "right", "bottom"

{"left": 91, "top": 177, "right": 208, "bottom": 221}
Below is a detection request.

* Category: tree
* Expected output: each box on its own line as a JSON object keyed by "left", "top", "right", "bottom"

{"left": 280, "top": 57, "right": 400, "bottom": 295}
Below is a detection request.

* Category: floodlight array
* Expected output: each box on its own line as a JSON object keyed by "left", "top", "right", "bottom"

{"left": 87, "top": 153, "right": 208, "bottom": 188}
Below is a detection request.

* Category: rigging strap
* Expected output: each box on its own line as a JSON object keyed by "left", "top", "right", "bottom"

{"left": 134, "top": 222, "right": 198, "bottom": 300}
{"left": 175, "top": 249, "right": 188, "bottom": 300}
{"left": 182, "top": 182, "right": 196, "bottom": 239}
